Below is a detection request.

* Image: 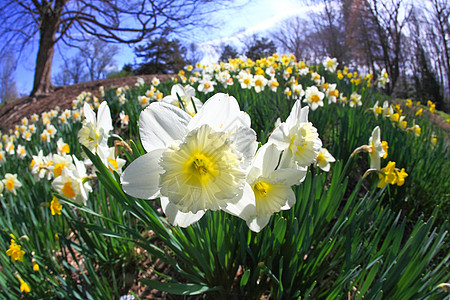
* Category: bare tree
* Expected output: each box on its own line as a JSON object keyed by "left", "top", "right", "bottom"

{"left": 80, "top": 39, "right": 119, "bottom": 81}
{"left": 303, "top": 0, "right": 351, "bottom": 65}
{"left": 0, "top": 0, "right": 234, "bottom": 98}
{"left": 53, "top": 54, "right": 87, "bottom": 86}
{"left": 424, "top": 0, "right": 450, "bottom": 109}
{"left": 363, "top": 0, "right": 412, "bottom": 94}
{"left": 270, "top": 16, "right": 311, "bottom": 60}
{"left": 0, "top": 51, "right": 19, "bottom": 103}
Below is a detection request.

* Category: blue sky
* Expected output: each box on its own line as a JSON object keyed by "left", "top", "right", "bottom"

{"left": 12, "top": 0, "right": 308, "bottom": 96}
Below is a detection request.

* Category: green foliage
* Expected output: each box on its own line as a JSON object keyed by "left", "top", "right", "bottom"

{"left": 0, "top": 56, "right": 448, "bottom": 299}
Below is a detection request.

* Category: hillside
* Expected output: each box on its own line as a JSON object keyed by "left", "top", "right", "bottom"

{"left": 0, "top": 74, "right": 173, "bottom": 131}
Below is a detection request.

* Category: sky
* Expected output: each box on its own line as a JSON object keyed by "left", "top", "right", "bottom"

{"left": 12, "top": 0, "right": 309, "bottom": 96}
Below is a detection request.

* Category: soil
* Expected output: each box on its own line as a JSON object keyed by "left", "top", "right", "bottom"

{"left": 0, "top": 74, "right": 174, "bottom": 131}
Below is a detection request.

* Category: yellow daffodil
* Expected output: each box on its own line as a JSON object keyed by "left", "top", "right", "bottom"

{"left": 416, "top": 108, "right": 423, "bottom": 116}
{"left": 377, "top": 161, "right": 397, "bottom": 188}
{"left": 6, "top": 237, "right": 25, "bottom": 262}
{"left": 18, "top": 276, "right": 30, "bottom": 293}
{"left": 50, "top": 196, "right": 62, "bottom": 215}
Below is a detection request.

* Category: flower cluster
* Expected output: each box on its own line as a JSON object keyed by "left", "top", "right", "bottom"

{"left": 121, "top": 93, "right": 329, "bottom": 232}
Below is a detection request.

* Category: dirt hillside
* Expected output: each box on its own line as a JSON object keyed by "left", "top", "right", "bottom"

{"left": 0, "top": 74, "right": 173, "bottom": 131}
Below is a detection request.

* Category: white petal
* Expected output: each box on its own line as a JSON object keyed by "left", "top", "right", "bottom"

{"left": 139, "top": 102, "right": 191, "bottom": 153}
{"left": 121, "top": 149, "right": 165, "bottom": 199}
{"left": 280, "top": 189, "right": 297, "bottom": 210}
{"left": 222, "top": 183, "right": 256, "bottom": 220}
{"left": 83, "top": 103, "right": 96, "bottom": 123}
{"left": 228, "top": 126, "right": 257, "bottom": 168}
{"left": 271, "top": 168, "right": 307, "bottom": 186}
{"left": 160, "top": 197, "right": 205, "bottom": 227}
{"left": 253, "top": 144, "right": 281, "bottom": 178}
{"left": 286, "top": 101, "right": 309, "bottom": 129}
{"left": 268, "top": 123, "right": 290, "bottom": 150}
{"left": 188, "top": 93, "right": 248, "bottom": 132}
{"left": 247, "top": 214, "right": 272, "bottom": 233}
{"left": 97, "top": 101, "right": 113, "bottom": 133}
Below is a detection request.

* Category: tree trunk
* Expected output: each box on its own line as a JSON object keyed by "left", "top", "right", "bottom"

{"left": 30, "top": 6, "right": 61, "bottom": 97}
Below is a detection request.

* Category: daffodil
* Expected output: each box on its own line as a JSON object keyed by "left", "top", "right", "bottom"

{"left": 225, "top": 144, "right": 305, "bottom": 232}
{"left": 269, "top": 100, "right": 322, "bottom": 170}
{"left": 315, "top": 147, "right": 336, "bottom": 172}
{"left": 18, "top": 276, "right": 30, "bottom": 293}
{"left": 323, "top": 57, "right": 338, "bottom": 73}
{"left": 252, "top": 75, "right": 268, "bottom": 93}
{"left": 326, "top": 83, "right": 339, "bottom": 103}
{"left": 56, "top": 138, "right": 70, "bottom": 156}
{"left": 102, "top": 147, "right": 126, "bottom": 175}
{"left": 50, "top": 196, "right": 62, "bottom": 215}
{"left": 0, "top": 150, "right": 5, "bottom": 165}
{"left": 121, "top": 93, "right": 257, "bottom": 227}
{"left": 197, "top": 78, "right": 216, "bottom": 94}
{"left": 162, "top": 84, "right": 203, "bottom": 116}
{"left": 394, "top": 168, "right": 408, "bottom": 186}
{"left": 78, "top": 101, "right": 113, "bottom": 157}
{"left": 377, "top": 161, "right": 397, "bottom": 188}
{"left": 349, "top": 92, "right": 362, "bottom": 107}
{"left": 52, "top": 154, "right": 74, "bottom": 178}
{"left": 52, "top": 156, "right": 92, "bottom": 205}
{"left": 2, "top": 173, "right": 22, "bottom": 195}
{"left": 303, "top": 86, "right": 325, "bottom": 111}
{"left": 6, "top": 237, "right": 25, "bottom": 262}
{"left": 30, "top": 151, "right": 54, "bottom": 180}
{"left": 368, "top": 126, "right": 386, "bottom": 170}
{"left": 16, "top": 145, "right": 26, "bottom": 159}
{"left": 32, "top": 258, "right": 39, "bottom": 271}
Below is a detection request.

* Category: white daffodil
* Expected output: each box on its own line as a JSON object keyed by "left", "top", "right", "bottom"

{"left": 368, "top": 126, "right": 386, "bottom": 170}
{"left": 102, "top": 147, "right": 126, "bottom": 175}
{"left": 52, "top": 156, "right": 92, "bottom": 205}
{"left": 225, "top": 144, "right": 306, "bottom": 232}
{"left": 315, "top": 147, "right": 336, "bottom": 172}
{"left": 121, "top": 93, "right": 257, "bottom": 227}
{"left": 16, "top": 145, "right": 26, "bottom": 159}
{"left": 162, "top": 84, "right": 203, "bottom": 117}
{"left": 197, "top": 78, "right": 216, "bottom": 94}
{"left": 252, "top": 75, "right": 268, "bottom": 93}
{"left": 57, "top": 138, "right": 70, "bottom": 156}
{"left": 2, "top": 173, "right": 22, "bottom": 196}
{"left": 269, "top": 100, "right": 322, "bottom": 171}
{"left": 0, "top": 150, "right": 5, "bottom": 165}
{"left": 238, "top": 71, "right": 253, "bottom": 89}
{"left": 52, "top": 154, "right": 75, "bottom": 178}
{"left": 326, "top": 83, "right": 339, "bottom": 103}
{"left": 30, "top": 151, "right": 54, "bottom": 180}
{"left": 303, "top": 86, "right": 325, "bottom": 111}
{"left": 349, "top": 92, "right": 362, "bottom": 107}
{"left": 78, "top": 101, "right": 113, "bottom": 157}
{"left": 323, "top": 57, "right": 338, "bottom": 73}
